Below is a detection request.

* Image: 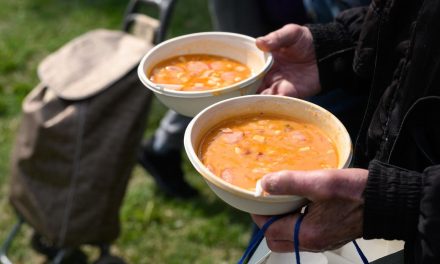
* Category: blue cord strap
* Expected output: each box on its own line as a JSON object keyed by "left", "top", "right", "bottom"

{"left": 237, "top": 214, "right": 286, "bottom": 264}
{"left": 237, "top": 207, "right": 306, "bottom": 264}
{"left": 293, "top": 206, "right": 308, "bottom": 264}
{"left": 353, "top": 240, "right": 369, "bottom": 264}
{"left": 238, "top": 205, "right": 369, "bottom": 264}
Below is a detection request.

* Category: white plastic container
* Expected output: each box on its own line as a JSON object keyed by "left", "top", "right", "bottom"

{"left": 137, "top": 32, "right": 273, "bottom": 117}
{"left": 248, "top": 238, "right": 404, "bottom": 264}
{"left": 184, "top": 95, "right": 352, "bottom": 215}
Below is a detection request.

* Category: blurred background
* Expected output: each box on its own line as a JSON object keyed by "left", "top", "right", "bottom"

{"left": 0, "top": 0, "right": 252, "bottom": 263}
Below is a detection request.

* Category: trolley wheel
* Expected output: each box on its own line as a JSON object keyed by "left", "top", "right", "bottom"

{"left": 53, "top": 249, "right": 88, "bottom": 264}
{"left": 93, "top": 255, "right": 126, "bottom": 264}
{"left": 31, "top": 232, "right": 88, "bottom": 264}
{"left": 30, "top": 232, "right": 59, "bottom": 259}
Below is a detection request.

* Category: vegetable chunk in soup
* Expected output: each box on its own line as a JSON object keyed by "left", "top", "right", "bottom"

{"left": 199, "top": 114, "right": 338, "bottom": 191}
{"left": 148, "top": 54, "right": 251, "bottom": 91}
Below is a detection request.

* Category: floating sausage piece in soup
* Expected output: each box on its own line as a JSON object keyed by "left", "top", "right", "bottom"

{"left": 199, "top": 113, "right": 339, "bottom": 192}
{"left": 148, "top": 54, "right": 252, "bottom": 91}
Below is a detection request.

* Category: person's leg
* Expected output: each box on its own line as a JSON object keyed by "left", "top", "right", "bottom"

{"left": 138, "top": 110, "right": 197, "bottom": 198}
{"left": 151, "top": 110, "right": 191, "bottom": 154}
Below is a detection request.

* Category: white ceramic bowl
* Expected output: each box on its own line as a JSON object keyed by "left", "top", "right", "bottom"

{"left": 137, "top": 32, "right": 273, "bottom": 117}
{"left": 184, "top": 95, "right": 352, "bottom": 215}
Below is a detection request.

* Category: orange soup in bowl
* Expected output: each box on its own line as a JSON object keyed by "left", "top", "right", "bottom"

{"left": 148, "top": 54, "right": 251, "bottom": 91}
{"left": 199, "top": 113, "right": 338, "bottom": 191}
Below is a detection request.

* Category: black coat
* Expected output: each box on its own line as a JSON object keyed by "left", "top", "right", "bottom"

{"left": 308, "top": 0, "right": 440, "bottom": 263}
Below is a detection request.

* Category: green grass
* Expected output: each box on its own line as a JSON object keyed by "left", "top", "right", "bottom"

{"left": 0, "top": 0, "right": 252, "bottom": 263}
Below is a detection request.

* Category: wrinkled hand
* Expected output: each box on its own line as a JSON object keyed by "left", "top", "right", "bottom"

{"left": 251, "top": 168, "right": 368, "bottom": 252}
{"left": 256, "top": 24, "right": 320, "bottom": 98}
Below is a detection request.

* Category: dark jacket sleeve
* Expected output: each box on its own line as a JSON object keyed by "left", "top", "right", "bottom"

{"left": 306, "top": 7, "right": 368, "bottom": 93}
{"left": 364, "top": 160, "right": 440, "bottom": 262}
{"left": 364, "top": 96, "right": 440, "bottom": 262}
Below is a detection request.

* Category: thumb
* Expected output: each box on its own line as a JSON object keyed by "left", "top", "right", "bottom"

{"left": 256, "top": 24, "right": 307, "bottom": 52}
{"left": 261, "top": 169, "right": 368, "bottom": 201}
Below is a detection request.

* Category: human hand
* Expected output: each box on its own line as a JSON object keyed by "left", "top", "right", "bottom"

{"left": 251, "top": 168, "right": 368, "bottom": 252}
{"left": 256, "top": 24, "right": 320, "bottom": 98}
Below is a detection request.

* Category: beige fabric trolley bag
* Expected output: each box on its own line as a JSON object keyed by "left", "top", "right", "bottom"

{"left": 0, "top": 1, "right": 176, "bottom": 263}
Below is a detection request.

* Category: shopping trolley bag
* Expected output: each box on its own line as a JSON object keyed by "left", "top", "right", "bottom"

{"left": 9, "top": 28, "right": 152, "bottom": 247}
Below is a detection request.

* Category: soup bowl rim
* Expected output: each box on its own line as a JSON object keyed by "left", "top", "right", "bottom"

{"left": 137, "top": 31, "right": 274, "bottom": 98}
{"left": 184, "top": 94, "right": 353, "bottom": 203}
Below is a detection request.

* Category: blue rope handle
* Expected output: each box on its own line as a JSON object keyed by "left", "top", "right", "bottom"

{"left": 238, "top": 206, "right": 370, "bottom": 264}
{"left": 294, "top": 206, "right": 369, "bottom": 264}
{"left": 237, "top": 214, "right": 286, "bottom": 264}
{"left": 293, "top": 206, "right": 308, "bottom": 264}
{"left": 353, "top": 240, "right": 369, "bottom": 264}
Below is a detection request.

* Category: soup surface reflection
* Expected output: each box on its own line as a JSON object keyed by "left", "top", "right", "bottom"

{"left": 148, "top": 54, "right": 251, "bottom": 91}
{"left": 199, "top": 114, "right": 338, "bottom": 191}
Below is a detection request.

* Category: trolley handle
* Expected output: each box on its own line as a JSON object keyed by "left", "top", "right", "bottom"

{"left": 122, "top": 0, "right": 177, "bottom": 44}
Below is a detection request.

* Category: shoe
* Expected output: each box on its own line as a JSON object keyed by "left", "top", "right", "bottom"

{"left": 138, "top": 139, "right": 199, "bottom": 199}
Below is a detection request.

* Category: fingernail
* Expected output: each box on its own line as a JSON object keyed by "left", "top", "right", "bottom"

{"left": 255, "top": 37, "right": 269, "bottom": 52}
{"left": 262, "top": 174, "right": 277, "bottom": 193}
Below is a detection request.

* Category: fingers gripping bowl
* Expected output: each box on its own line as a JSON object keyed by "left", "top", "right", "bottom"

{"left": 137, "top": 32, "right": 273, "bottom": 117}
{"left": 184, "top": 95, "right": 352, "bottom": 215}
